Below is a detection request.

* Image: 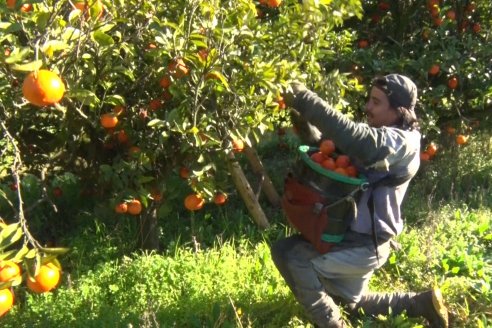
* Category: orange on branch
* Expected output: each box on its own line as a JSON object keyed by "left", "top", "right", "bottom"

{"left": 114, "top": 202, "right": 128, "bottom": 214}
{"left": 184, "top": 193, "right": 205, "bottom": 211}
{"left": 428, "top": 64, "right": 440, "bottom": 76}
{"left": 232, "top": 139, "right": 244, "bottom": 153}
{"left": 213, "top": 192, "right": 228, "bottom": 205}
{"left": 22, "top": 70, "right": 65, "bottom": 107}
{"left": 447, "top": 76, "right": 459, "bottom": 89}
{"left": 456, "top": 134, "right": 468, "bottom": 145}
{"left": 0, "top": 261, "right": 21, "bottom": 282}
{"left": 100, "top": 113, "right": 118, "bottom": 128}
{"left": 127, "top": 199, "right": 142, "bottom": 215}
{"left": 27, "top": 263, "right": 60, "bottom": 293}
{"left": 167, "top": 58, "right": 189, "bottom": 78}
{"left": 426, "top": 143, "right": 438, "bottom": 157}
{"left": 0, "top": 288, "right": 13, "bottom": 317}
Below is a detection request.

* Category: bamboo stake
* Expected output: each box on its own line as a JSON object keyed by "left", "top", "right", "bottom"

{"left": 243, "top": 145, "right": 281, "bottom": 207}
{"left": 226, "top": 151, "right": 270, "bottom": 229}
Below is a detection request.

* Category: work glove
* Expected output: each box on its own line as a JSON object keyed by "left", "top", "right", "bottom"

{"left": 282, "top": 81, "right": 307, "bottom": 108}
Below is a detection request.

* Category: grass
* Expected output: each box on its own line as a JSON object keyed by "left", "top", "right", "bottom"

{"left": 2, "top": 130, "right": 492, "bottom": 327}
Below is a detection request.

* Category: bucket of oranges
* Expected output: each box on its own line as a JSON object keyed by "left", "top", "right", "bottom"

{"left": 294, "top": 139, "right": 368, "bottom": 201}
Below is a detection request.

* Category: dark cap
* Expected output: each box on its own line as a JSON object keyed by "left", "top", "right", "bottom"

{"left": 373, "top": 74, "right": 418, "bottom": 111}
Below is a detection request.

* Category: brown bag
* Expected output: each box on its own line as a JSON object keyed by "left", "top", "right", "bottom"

{"left": 282, "top": 175, "right": 358, "bottom": 253}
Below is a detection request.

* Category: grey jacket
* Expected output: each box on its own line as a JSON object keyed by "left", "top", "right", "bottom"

{"left": 291, "top": 89, "right": 421, "bottom": 244}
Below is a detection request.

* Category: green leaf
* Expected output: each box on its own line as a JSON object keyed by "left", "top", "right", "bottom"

{"left": 13, "top": 245, "right": 30, "bottom": 262}
{"left": 39, "top": 247, "right": 70, "bottom": 256}
{"left": 67, "top": 88, "right": 100, "bottom": 105}
{"left": 148, "top": 119, "right": 166, "bottom": 128}
{"left": 92, "top": 31, "right": 115, "bottom": 46}
{"left": 11, "top": 60, "right": 43, "bottom": 72}
{"left": 0, "top": 22, "right": 22, "bottom": 34}
{"left": 0, "top": 223, "right": 22, "bottom": 250}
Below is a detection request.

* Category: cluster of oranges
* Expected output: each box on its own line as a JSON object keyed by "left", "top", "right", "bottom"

{"left": 114, "top": 199, "right": 143, "bottom": 215}
{"left": 184, "top": 192, "right": 228, "bottom": 211}
{"left": 309, "top": 139, "right": 359, "bottom": 178}
{"left": 0, "top": 260, "right": 61, "bottom": 317}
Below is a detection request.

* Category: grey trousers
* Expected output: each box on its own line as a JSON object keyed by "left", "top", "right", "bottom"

{"left": 271, "top": 234, "right": 391, "bottom": 327}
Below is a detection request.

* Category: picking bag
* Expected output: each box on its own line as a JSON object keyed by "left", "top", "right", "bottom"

{"left": 282, "top": 146, "right": 368, "bottom": 253}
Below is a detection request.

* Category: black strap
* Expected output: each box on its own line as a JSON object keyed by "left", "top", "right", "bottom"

{"left": 367, "top": 173, "right": 414, "bottom": 263}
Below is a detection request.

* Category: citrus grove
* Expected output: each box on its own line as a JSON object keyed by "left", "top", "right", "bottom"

{"left": 0, "top": 0, "right": 490, "bottom": 323}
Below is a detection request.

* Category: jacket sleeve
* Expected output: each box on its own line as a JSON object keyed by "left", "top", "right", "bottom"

{"left": 292, "top": 89, "right": 393, "bottom": 166}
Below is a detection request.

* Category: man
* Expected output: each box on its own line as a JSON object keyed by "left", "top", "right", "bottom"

{"left": 271, "top": 74, "right": 449, "bottom": 328}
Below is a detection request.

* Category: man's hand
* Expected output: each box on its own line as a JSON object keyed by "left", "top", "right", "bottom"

{"left": 283, "top": 81, "right": 307, "bottom": 108}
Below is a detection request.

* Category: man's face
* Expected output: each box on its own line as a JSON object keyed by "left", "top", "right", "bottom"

{"left": 364, "top": 86, "right": 399, "bottom": 128}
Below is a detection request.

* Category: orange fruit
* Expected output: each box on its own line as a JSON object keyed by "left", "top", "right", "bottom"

{"left": 128, "top": 146, "right": 141, "bottom": 156}
{"left": 213, "top": 192, "right": 228, "bottom": 205}
{"left": 27, "top": 263, "right": 60, "bottom": 293}
{"left": 184, "top": 193, "right": 205, "bottom": 211}
{"left": 100, "top": 113, "right": 118, "bottom": 128}
{"left": 334, "top": 167, "right": 348, "bottom": 176}
{"left": 456, "top": 134, "right": 468, "bottom": 145}
{"left": 0, "top": 288, "right": 14, "bottom": 317}
{"left": 357, "top": 39, "right": 369, "bottom": 49}
{"left": 127, "top": 199, "right": 142, "bottom": 215}
{"left": 6, "top": 0, "right": 16, "bottom": 9}
{"left": 433, "top": 17, "right": 443, "bottom": 27}
{"left": 150, "top": 190, "right": 162, "bottom": 202}
{"left": 446, "top": 10, "right": 456, "bottom": 20}
{"left": 472, "top": 23, "right": 481, "bottom": 33}
{"left": 420, "top": 152, "right": 431, "bottom": 161}
{"left": 310, "top": 152, "right": 325, "bottom": 164}
{"left": 447, "top": 76, "right": 459, "bottom": 89}
{"left": 276, "top": 96, "right": 286, "bottom": 109}
{"left": 335, "top": 155, "right": 350, "bottom": 168}
{"left": 22, "top": 70, "right": 65, "bottom": 107}
{"left": 117, "top": 130, "right": 129, "bottom": 144}
{"left": 74, "top": 0, "right": 104, "bottom": 19}
{"left": 428, "top": 64, "right": 440, "bottom": 76}
{"left": 21, "top": 3, "right": 32, "bottom": 12}
{"left": 159, "top": 75, "right": 171, "bottom": 88}
{"left": 446, "top": 126, "right": 456, "bottom": 135}
{"left": 179, "top": 167, "right": 190, "bottom": 179}
{"left": 149, "top": 98, "right": 162, "bottom": 111}
{"left": 321, "top": 157, "right": 336, "bottom": 170}
{"left": 114, "top": 202, "right": 128, "bottom": 214}
{"left": 0, "top": 261, "right": 21, "bottom": 282}
{"left": 426, "top": 142, "right": 438, "bottom": 156}
{"left": 167, "top": 58, "right": 189, "bottom": 78}
{"left": 265, "top": 0, "right": 282, "bottom": 8}
{"left": 319, "top": 139, "right": 336, "bottom": 156}
{"left": 346, "top": 165, "right": 358, "bottom": 177}
{"left": 232, "top": 139, "right": 244, "bottom": 153}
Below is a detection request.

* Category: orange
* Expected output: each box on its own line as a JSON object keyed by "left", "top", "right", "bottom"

{"left": 0, "top": 261, "right": 21, "bottom": 282}
{"left": 150, "top": 190, "right": 162, "bottom": 202}
{"left": 433, "top": 17, "right": 443, "bottom": 27}
{"left": 159, "top": 75, "right": 171, "bottom": 88}
{"left": 321, "top": 157, "right": 336, "bottom": 170}
{"left": 445, "top": 126, "right": 456, "bottom": 135}
{"left": 420, "top": 152, "right": 431, "bottom": 161}
{"left": 447, "top": 76, "right": 458, "bottom": 89}
{"left": 167, "top": 58, "right": 189, "bottom": 78}
{"left": 232, "top": 139, "right": 244, "bottom": 153}
{"left": 27, "top": 263, "right": 60, "bottom": 293}
{"left": 213, "top": 192, "right": 228, "bottom": 205}
{"left": 149, "top": 98, "right": 162, "bottom": 111}
{"left": 117, "top": 130, "right": 129, "bottom": 144}
{"left": 128, "top": 146, "right": 141, "bottom": 156}
{"left": 426, "top": 143, "right": 438, "bottom": 156}
{"left": 346, "top": 165, "right": 358, "bottom": 178}
{"left": 184, "top": 193, "right": 205, "bottom": 211}
{"left": 0, "top": 288, "right": 14, "bottom": 317}
{"left": 127, "top": 199, "right": 142, "bottom": 215}
{"left": 22, "top": 70, "right": 65, "bottom": 107}
{"left": 428, "top": 64, "right": 440, "bottom": 76}
{"left": 357, "top": 39, "right": 369, "bottom": 49}
{"left": 456, "top": 134, "right": 468, "bottom": 145}
{"left": 310, "top": 152, "right": 325, "bottom": 164}
{"left": 472, "top": 23, "right": 481, "bottom": 33}
{"left": 179, "top": 167, "right": 190, "bottom": 179}
{"left": 446, "top": 10, "right": 456, "bottom": 20}
{"left": 114, "top": 202, "right": 128, "bottom": 214}
{"left": 319, "top": 139, "right": 335, "bottom": 156}
{"left": 265, "top": 0, "right": 282, "bottom": 8}
{"left": 74, "top": 0, "right": 104, "bottom": 19}
{"left": 21, "top": 3, "right": 32, "bottom": 12}
{"left": 100, "top": 113, "right": 118, "bottom": 128}
{"left": 276, "top": 96, "right": 286, "bottom": 109}
{"left": 335, "top": 155, "right": 350, "bottom": 168}
{"left": 334, "top": 167, "right": 348, "bottom": 176}
{"left": 6, "top": 0, "right": 16, "bottom": 9}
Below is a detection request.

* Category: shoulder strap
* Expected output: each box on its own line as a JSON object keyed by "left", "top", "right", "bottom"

{"left": 367, "top": 171, "right": 415, "bottom": 263}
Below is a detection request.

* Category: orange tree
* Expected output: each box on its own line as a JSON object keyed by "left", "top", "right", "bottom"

{"left": 339, "top": 0, "right": 491, "bottom": 157}
{"left": 1, "top": 0, "right": 363, "bottom": 250}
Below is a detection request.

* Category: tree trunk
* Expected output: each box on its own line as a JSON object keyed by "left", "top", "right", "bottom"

{"left": 243, "top": 145, "right": 281, "bottom": 207}
{"left": 139, "top": 207, "right": 160, "bottom": 251}
{"left": 226, "top": 151, "right": 270, "bottom": 229}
